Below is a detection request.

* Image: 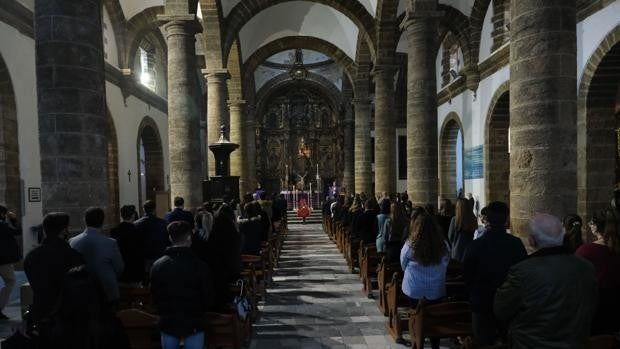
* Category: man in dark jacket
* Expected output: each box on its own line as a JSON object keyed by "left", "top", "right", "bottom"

{"left": 111, "top": 205, "right": 146, "bottom": 284}
{"left": 352, "top": 199, "right": 379, "bottom": 244}
{"left": 494, "top": 213, "right": 597, "bottom": 349}
{"left": 463, "top": 201, "right": 527, "bottom": 346}
{"left": 0, "top": 205, "right": 20, "bottom": 320}
{"left": 150, "top": 221, "right": 214, "bottom": 349}
{"left": 164, "top": 197, "right": 194, "bottom": 226}
{"left": 23, "top": 213, "right": 84, "bottom": 326}
{"left": 135, "top": 200, "right": 169, "bottom": 260}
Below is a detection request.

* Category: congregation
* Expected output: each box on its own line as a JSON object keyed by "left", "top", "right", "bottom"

{"left": 0, "top": 192, "right": 288, "bottom": 348}
{"left": 322, "top": 189, "right": 620, "bottom": 348}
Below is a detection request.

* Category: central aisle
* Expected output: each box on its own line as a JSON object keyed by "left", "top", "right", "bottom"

{"left": 250, "top": 224, "right": 408, "bottom": 349}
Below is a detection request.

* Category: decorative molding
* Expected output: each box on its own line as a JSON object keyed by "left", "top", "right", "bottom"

{"left": 478, "top": 43, "right": 509, "bottom": 81}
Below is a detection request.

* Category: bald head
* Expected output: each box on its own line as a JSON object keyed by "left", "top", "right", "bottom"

{"left": 528, "top": 213, "right": 565, "bottom": 250}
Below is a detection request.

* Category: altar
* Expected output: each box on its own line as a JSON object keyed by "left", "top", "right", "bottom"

{"left": 255, "top": 83, "right": 345, "bottom": 195}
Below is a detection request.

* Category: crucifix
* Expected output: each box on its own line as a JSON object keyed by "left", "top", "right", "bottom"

{"left": 127, "top": 169, "right": 132, "bottom": 182}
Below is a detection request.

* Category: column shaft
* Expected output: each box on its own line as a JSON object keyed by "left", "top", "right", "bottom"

{"left": 405, "top": 14, "right": 439, "bottom": 207}
{"left": 35, "top": 0, "right": 108, "bottom": 227}
{"left": 509, "top": 0, "right": 577, "bottom": 236}
{"left": 373, "top": 67, "right": 397, "bottom": 196}
{"left": 161, "top": 16, "right": 202, "bottom": 208}
{"left": 343, "top": 118, "right": 355, "bottom": 194}
{"left": 242, "top": 105, "right": 258, "bottom": 194}
{"left": 203, "top": 69, "right": 230, "bottom": 178}
{"left": 353, "top": 98, "right": 373, "bottom": 196}
{"left": 229, "top": 99, "right": 246, "bottom": 195}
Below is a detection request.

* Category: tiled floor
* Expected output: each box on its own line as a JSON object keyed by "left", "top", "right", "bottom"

{"left": 249, "top": 224, "right": 454, "bottom": 349}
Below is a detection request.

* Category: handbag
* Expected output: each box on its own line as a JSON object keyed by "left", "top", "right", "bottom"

{"left": 233, "top": 280, "right": 251, "bottom": 321}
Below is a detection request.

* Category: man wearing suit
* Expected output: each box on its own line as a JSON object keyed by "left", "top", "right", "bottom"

{"left": 135, "top": 200, "right": 169, "bottom": 260}
{"left": 164, "top": 197, "right": 194, "bottom": 226}
{"left": 69, "top": 207, "right": 124, "bottom": 302}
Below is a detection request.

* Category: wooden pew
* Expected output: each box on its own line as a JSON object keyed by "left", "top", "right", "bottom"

{"left": 345, "top": 233, "right": 360, "bottom": 273}
{"left": 377, "top": 257, "right": 401, "bottom": 316}
{"left": 241, "top": 255, "right": 266, "bottom": 299}
{"left": 588, "top": 335, "right": 618, "bottom": 349}
{"left": 445, "top": 260, "right": 466, "bottom": 301}
{"left": 385, "top": 272, "right": 410, "bottom": 344}
{"left": 118, "top": 286, "right": 155, "bottom": 313}
{"left": 360, "top": 244, "right": 379, "bottom": 297}
{"left": 117, "top": 309, "right": 160, "bottom": 349}
{"left": 408, "top": 300, "right": 472, "bottom": 349}
{"left": 204, "top": 312, "right": 245, "bottom": 349}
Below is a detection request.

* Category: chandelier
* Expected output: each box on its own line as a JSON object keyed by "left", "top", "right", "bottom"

{"left": 289, "top": 48, "right": 308, "bottom": 80}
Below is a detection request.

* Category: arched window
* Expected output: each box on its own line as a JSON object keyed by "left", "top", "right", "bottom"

{"left": 139, "top": 46, "right": 157, "bottom": 92}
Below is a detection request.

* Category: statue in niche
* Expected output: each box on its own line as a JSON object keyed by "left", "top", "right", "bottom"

{"left": 321, "top": 107, "right": 331, "bottom": 128}
{"left": 265, "top": 105, "right": 280, "bottom": 128}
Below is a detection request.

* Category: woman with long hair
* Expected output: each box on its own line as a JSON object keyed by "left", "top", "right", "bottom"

{"left": 447, "top": 198, "right": 478, "bottom": 262}
{"left": 384, "top": 203, "right": 409, "bottom": 263}
{"left": 376, "top": 199, "right": 391, "bottom": 253}
{"left": 576, "top": 209, "right": 620, "bottom": 335}
{"left": 400, "top": 212, "right": 449, "bottom": 349}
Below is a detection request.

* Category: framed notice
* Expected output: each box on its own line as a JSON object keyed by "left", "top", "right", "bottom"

{"left": 28, "top": 187, "right": 41, "bottom": 202}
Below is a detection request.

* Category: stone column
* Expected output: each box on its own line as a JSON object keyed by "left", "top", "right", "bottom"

{"left": 203, "top": 69, "right": 230, "bottom": 178}
{"left": 244, "top": 105, "right": 258, "bottom": 194}
{"left": 159, "top": 14, "right": 203, "bottom": 209}
{"left": 229, "top": 99, "right": 246, "bottom": 194}
{"left": 353, "top": 98, "right": 373, "bottom": 195}
{"left": 343, "top": 116, "right": 355, "bottom": 194}
{"left": 35, "top": 0, "right": 108, "bottom": 226}
{"left": 373, "top": 66, "right": 397, "bottom": 197}
{"left": 403, "top": 6, "right": 440, "bottom": 207}
{"left": 510, "top": 0, "right": 576, "bottom": 236}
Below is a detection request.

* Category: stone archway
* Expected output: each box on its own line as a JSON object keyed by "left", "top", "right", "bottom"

{"left": 485, "top": 82, "right": 510, "bottom": 205}
{"left": 0, "top": 54, "right": 20, "bottom": 214}
{"left": 137, "top": 117, "right": 165, "bottom": 210}
{"left": 439, "top": 113, "right": 464, "bottom": 200}
{"left": 106, "top": 111, "right": 120, "bottom": 224}
{"left": 578, "top": 27, "right": 620, "bottom": 220}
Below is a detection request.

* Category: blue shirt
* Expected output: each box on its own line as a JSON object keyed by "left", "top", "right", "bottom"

{"left": 400, "top": 241, "right": 450, "bottom": 301}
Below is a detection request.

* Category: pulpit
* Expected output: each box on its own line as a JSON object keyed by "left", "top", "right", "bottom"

{"left": 203, "top": 125, "right": 240, "bottom": 203}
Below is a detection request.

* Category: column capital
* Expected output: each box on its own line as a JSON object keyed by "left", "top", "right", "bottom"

{"left": 351, "top": 97, "right": 372, "bottom": 107}
{"left": 202, "top": 68, "right": 230, "bottom": 82}
{"left": 157, "top": 14, "right": 202, "bottom": 34}
{"left": 227, "top": 99, "right": 246, "bottom": 110}
{"left": 400, "top": 3, "right": 443, "bottom": 31}
{"left": 371, "top": 64, "right": 399, "bottom": 77}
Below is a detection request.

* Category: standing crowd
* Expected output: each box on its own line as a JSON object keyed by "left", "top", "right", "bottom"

{"left": 0, "top": 192, "right": 288, "bottom": 349}
{"left": 324, "top": 189, "right": 620, "bottom": 348}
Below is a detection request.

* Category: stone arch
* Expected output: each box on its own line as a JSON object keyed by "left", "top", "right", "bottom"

{"left": 222, "top": 0, "right": 377, "bottom": 64}
{"left": 103, "top": 0, "right": 128, "bottom": 67}
{"left": 243, "top": 36, "right": 357, "bottom": 94}
{"left": 469, "top": 0, "right": 492, "bottom": 66}
{"left": 199, "top": 0, "right": 226, "bottom": 68}
{"left": 577, "top": 25, "right": 620, "bottom": 220}
{"left": 106, "top": 110, "right": 120, "bottom": 224}
{"left": 0, "top": 54, "right": 21, "bottom": 214}
{"left": 375, "top": 0, "right": 399, "bottom": 64}
{"left": 137, "top": 117, "right": 165, "bottom": 210}
{"left": 255, "top": 73, "right": 342, "bottom": 116}
{"left": 484, "top": 81, "right": 510, "bottom": 205}
{"left": 439, "top": 112, "right": 464, "bottom": 199}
